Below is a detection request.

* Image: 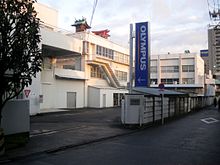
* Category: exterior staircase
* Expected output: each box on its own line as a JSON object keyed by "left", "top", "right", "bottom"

{"left": 87, "top": 60, "right": 121, "bottom": 88}
{"left": 104, "top": 63, "right": 121, "bottom": 88}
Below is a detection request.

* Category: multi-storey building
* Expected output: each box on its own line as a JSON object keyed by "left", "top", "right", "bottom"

{"left": 208, "top": 27, "right": 220, "bottom": 78}
{"left": 26, "top": 3, "right": 129, "bottom": 114}
{"left": 208, "top": 27, "right": 220, "bottom": 94}
{"left": 150, "top": 53, "right": 206, "bottom": 95}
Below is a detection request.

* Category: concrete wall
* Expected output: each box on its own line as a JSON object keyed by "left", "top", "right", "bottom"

{"left": 88, "top": 86, "right": 128, "bottom": 108}
{"left": 41, "top": 79, "right": 84, "bottom": 109}
{"left": 34, "top": 3, "right": 58, "bottom": 27}
{"left": 1, "top": 100, "right": 30, "bottom": 135}
{"left": 41, "top": 28, "right": 82, "bottom": 53}
{"left": 41, "top": 69, "right": 85, "bottom": 109}
{"left": 100, "top": 88, "right": 114, "bottom": 107}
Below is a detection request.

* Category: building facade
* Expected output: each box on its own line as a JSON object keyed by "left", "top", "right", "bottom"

{"left": 208, "top": 27, "right": 220, "bottom": 94}
{"left": 24, "top": 3, "right": 129, "bottom": 114}
{"left": 208, "top": 27, "right": 220, "bottom": 78}
{"left": 150, "top": 53, "right": 206, "bottom": 95}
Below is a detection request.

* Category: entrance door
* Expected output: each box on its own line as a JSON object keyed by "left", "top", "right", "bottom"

{"left": 67, "top": 92, "right": 76, "bottom": 108}
{"left": 103, "top": 94, "right": 106, "bottom": 108}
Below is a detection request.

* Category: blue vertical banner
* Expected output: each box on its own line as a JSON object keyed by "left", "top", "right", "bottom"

{"left": 200, "top": 49, "right": 208, "bottom": 57}
{"left": 135, "top": 22, "right": 149, "bottom": 87}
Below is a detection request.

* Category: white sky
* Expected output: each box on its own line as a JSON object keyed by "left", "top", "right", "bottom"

{"left": 38, "top": 0, "right": 210, "bottom": 54}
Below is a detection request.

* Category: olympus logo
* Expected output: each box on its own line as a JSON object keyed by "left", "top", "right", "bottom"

{"left": 139, "top": 25, "right": 147, "bottom": 71}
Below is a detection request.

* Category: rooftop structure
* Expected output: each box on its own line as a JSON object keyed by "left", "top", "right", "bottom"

{"left": 71, "top": 17, "right": 91, "bottom": 32}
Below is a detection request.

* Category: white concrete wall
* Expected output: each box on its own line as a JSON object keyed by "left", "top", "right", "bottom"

{"left": 41, "top": 28, "right": 82, "bottom": 53}
{"left": 100, "top": 89, "right": 113, "bottom": 107}
{"left": 55, "top": 79, "right": 84, "bottom": 108}
{"left": 34, "top": 3, "right": 58, "bottom": 27}
{"left": 195, "top": 55, "right": 205, "bottom": 85}
{"left": 88, "top": 86, "right": 128, "bottom": 108}
{"left": 55, "top": 68, "right": 85, "bottom": 79}
{"left": 40, "top": 69, "right": 85, "bottom": 109}
{"left": 87, "top": 78, "right": 109, "bottom": 87}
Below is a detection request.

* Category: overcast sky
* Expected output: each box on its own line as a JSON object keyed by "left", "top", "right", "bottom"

{"left": 38, "top": 0, "right": 210, "bottom": 55}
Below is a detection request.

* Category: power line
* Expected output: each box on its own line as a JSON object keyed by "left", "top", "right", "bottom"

{"left": 90, "top": 0, "right": 98, "bottom": 28}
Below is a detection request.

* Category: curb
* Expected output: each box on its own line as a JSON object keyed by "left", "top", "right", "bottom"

{"left": 0, "top": 129, "right": 138, "bottom": 163}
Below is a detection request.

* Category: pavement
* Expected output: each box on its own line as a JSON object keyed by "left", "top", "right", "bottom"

{"left": 1, "top": 105, "right": 220, "bottom": 163}
{"left": 0, "top": 107, "right": 136, "bottom": 162}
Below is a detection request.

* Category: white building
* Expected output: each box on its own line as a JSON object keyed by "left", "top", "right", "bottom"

{"left": 24, "top": 3, "right": 215, "bottom": 115}
{"left": 24, "top": 3, "right": 129, "bottom": 115}
{"left": 150, "top": 53, "right": 207, "bottom": 95}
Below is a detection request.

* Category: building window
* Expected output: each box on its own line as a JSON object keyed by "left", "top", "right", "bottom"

{"left": 56, "top": 57, "right": 75, "bottom": 70}
{"left": 182, "top": 65, "right": 194, "bottom": 72}
{"left": 150, "top": 66, "right": 157, "bottom": 73}
{"left": 161, "top": 66, "right": 179, "bottom": 73}
{"left": 114, "top": 51, "right": 129, "bottom": 64}
{"left": 96, "top": 45, "right": 114, "bottom": 59}
{"left": 90, "top": 66, "right": 104, "bottom": 79}
{"left": 43, "top": 57, "right": 52, "bottom": 69}
{"left": 115, "top": 70, "right": 127, "bottom": 81}
{"left": 63, "top": 65, "right": 75, "bottom": 70}
{"left": 161, "top": 79, "right": 179, "bottom": 84}
{"left": 182, "top": 78, "right": 194, "bottom": 84}
{"left": 83, "top": 41, "right": 89, "bottom": 54}
{"left": 150, "top": 79, "right": 158, "bottom": 84}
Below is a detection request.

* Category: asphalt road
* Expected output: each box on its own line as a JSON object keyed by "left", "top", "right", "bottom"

{"left": 5, "top": 107, "right": 220, "bottom": 165}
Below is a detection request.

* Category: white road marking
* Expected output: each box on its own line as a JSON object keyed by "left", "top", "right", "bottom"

{"left": 200, "top": 117, "right": 219, "bottom": 124}
{"left": 30, "top": 130, "right": 58, "bottom": 137}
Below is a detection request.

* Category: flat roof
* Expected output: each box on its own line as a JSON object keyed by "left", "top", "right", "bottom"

{"left": 132, "top": 87, "right": 188, "bottom": 97}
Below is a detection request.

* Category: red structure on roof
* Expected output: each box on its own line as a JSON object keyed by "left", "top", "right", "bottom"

{"left": 92, "top": 29, "right": 110, "bottom": 39}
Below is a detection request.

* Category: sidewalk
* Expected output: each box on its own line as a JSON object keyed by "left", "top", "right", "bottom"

{"left": 1, "top": 107, "right": 135, "bottom": 161}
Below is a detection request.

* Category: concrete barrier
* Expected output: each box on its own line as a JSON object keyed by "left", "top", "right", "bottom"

{"left": 1, "top": 100, "right": 30, "bottom": 135}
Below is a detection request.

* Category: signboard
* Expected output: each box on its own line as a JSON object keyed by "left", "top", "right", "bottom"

{"left": 24, "top": 89, "right": 31, "bottom": 98}
{"left": 39, "top": 95, "right": 43, "bottom": 103}
{"left": 135, "top": 22, "right": 149, "bottom": 87}
{"left": 200, "top": 49, "right": 208, "bottom": 57}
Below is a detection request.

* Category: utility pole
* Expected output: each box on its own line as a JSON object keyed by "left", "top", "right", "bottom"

{"left": 129, "top": 24, "right": 134, "bottom": 93}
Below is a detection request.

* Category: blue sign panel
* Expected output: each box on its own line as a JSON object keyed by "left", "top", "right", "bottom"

{"left": 135, "top": 22, "right": 149, "bottom": 87}
{"left": 200, "top": 49, "right": 208, "bottom": 57}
